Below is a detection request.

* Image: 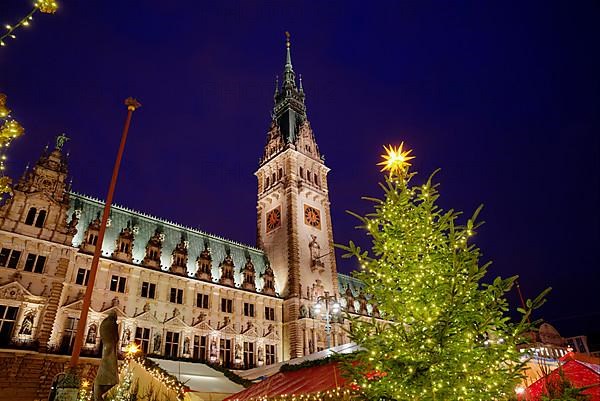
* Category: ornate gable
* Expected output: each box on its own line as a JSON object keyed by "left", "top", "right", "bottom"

{"left": 0, "top": 281, "right": 37, "bottom": 302}
{"left": 133, "top": 310, "right": 161, "bottom": 324}
{"left": 192, "top": 320, "right": 214, "bottom": 332}
{"left": 164, "top": 316, "right": 189, "bottom": 329}
{"left": 100, "top": 304, "right": 128, "bottom": 318}
{"left": 220, "top": 323, "right": 237, "bottom": 336}
{"left": 241, "top": 324, "right": 258, "bottom": 337}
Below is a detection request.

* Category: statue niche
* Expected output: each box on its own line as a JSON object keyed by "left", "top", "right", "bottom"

{"left": 309, "top": 235, "right": 325, "bottom": 273}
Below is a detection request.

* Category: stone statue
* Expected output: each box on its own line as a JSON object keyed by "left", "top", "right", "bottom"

{"left": 309, "top": 235, "right": 321, "bottom": 260}
{"left": 94, "top": 312, "right": 119, "bottom": 401}
{"left": 86, "top": 324, "right": 97, "bottom": 344}
{"left": 55, "top": 133, "right": 70, "bottom": 150}
{"left": 183, "top": 337, "right": 190, "bottom": 355}
{"left": 19, "top": 314, "right": 33, "bottom": 335}
{"left": 153, "top": 333, "right": 162, "bottom": 353}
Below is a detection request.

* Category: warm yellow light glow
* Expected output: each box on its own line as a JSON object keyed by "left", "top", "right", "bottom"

{"left": 81, "top": 379, "right": 89, "bottom": 388}
{"left": 377, "top": 142, "right": 415, "bottom": 177}
{"left": 124, "top": 342, "right": 140, "bottom": 356}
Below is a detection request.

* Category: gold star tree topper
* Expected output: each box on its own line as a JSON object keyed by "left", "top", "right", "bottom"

{"left": 378, "top": 142, "right": 415, "bottom": 177}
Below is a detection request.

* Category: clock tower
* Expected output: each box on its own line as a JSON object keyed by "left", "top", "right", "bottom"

{"left": 256, "top": 35, "right": 338, "bottom": 359}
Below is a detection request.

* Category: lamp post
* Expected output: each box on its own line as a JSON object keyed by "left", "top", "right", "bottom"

{"left": 69, "top": 97, "right": 141, "bottom": 368}
{"left": 313, "top": 294, "right": 341, "bottom": 350}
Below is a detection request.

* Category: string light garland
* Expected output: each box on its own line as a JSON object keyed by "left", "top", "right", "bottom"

{"left": 1, "top": 0, "right": 58, "bottom": 47}
{"left": 337, "top": 144, "right": 551, "bottom": 400}
{"left": 0, "top": 94, "right": 25, "bottom": 197}
{"left": 231, "top": 387, "right": 356, "bottom": 401}
{"left": 80, "top": 352, "right": 188, "bottom": 401}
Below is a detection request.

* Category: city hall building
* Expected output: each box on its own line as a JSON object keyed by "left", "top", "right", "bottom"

{"left": 0, "top": 40, "right": 377, "bottom": 369}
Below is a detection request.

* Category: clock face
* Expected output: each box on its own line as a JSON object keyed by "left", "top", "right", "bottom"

{"left": 304, "top": 205, "right": 321, "bottom": 229}
{"left": 266, "top": 207, "right": 281, "bottom": 232}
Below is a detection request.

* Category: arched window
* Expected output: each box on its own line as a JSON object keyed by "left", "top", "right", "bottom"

{"left": 278, "top": 168, "right": 283, "bottom": 180}
{"left": 25, "top": 207, "right": 37, "bottom": 225}
{"left": 265, "top": 177, "right": 270, "bottom": 188}
{"left": 34, "top": 210, "right": 47, "bottom": 228}
{"left": 299, "top": 167, "right": 304, "bottom": 179}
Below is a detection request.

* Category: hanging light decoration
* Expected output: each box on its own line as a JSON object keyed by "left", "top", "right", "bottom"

{"left": 1, "top": 0, "right": 59, "bottom": 47}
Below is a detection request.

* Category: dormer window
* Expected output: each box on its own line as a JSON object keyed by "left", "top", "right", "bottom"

{"left": 241, "top": 256, "right": 256, "bottom": 291}
{"left": 196, "top": 245, "right": 212, "bottom": 281}
{"left": 25, "top": 207, "right": 37, "bottom": 225}
{"left": 219, "top": 250, "right": 235, "bottom": 286}
{"left": 170, "top": 236, "right": 189, "bottom": 275}
{"left": 112, "top": 224, "right": 135, "bottom": 263}
{"left": 261, "top": 264, "right": 276, "bottom": 296}
{"left": 143, "top": 228, "right": 163, "bottom": 269}
{"left": 87, "top": 233, "right": 98, "bottom": 246}
{"left": 34, "top": 210, "right": 46, "bottom": 227}
{"left": 80, "top": 216, "right": 101, "bottom": 254}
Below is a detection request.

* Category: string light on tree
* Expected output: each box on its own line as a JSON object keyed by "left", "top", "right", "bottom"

{"left": 0, "top": 94, "right": 25, "bottom": 197}
{"left": 1, "top": 0, "right": 58, "bottom": 47}
{"left": 339, "top": 143, "right": 550, "bottom": 400}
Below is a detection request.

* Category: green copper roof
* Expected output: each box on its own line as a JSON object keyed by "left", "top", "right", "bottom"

{"left": 68, "top": 192, "right": 275, "bottom": 295}
{"left": 337, "top": 273, "right": 364, "bottom": 297}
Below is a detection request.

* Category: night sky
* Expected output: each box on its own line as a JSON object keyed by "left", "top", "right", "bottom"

{"left": 1, "top": 1, "right": 598, "bottom": 345}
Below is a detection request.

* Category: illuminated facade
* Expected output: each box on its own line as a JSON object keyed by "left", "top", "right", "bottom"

{"left": 0, "top": 39, "right": 378, "bottom": 368}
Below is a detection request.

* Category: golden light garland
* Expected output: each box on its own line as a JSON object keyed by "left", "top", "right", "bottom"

{"left": 1, "top": 0, "right": 58, "bottom": 47}
{"left": 232, "top": 387, "right": 356, "bottom": 401}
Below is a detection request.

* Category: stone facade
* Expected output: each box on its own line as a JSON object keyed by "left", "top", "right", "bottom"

{"left": 0, "top": 39, "right": 381, "bottom": 372}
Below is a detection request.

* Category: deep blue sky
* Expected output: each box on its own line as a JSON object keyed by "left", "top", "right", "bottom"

{"left": 1, "top": 1, "right": 598, "bottom": 343}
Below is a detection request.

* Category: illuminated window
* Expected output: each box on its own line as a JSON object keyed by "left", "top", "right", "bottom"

{"left": 134, "top": 327, "right": 151, "bottom": 354}
{"left": 244, "top": 341, "right": 255, "bottom": 368}
{"left": 264, "top": 306, "right": 275, "bottom": 321}
{"left": 141, "top": 282, "right": 156, "bottom": 299}
{"left": 24, "top": 253, "right": 46, "bottom": 274}
{"left": 265, "top": 344, "right": 276, "bottom": 365}
{"left": 221, "top": 298, "right": 233, "bottom": 313}
{"left": 0, "top": 248, "right": 21, "bottom": 269}
{"left": 110, "top": 275, "right": 126, "bottom": 293}
{"left": 170, "top": 288, "right": 183, "bottom": 304}
{"left": 243, "top": 303, "right": 255, "bottom": 317}
{"left": 165, "top": 331, "right": 180, "bottom": 358}
{"left": 196, "top": 293, "right": 209, "bottom": 309}
{"left": 75, "top": 268, "right": 90, "bottom": 285}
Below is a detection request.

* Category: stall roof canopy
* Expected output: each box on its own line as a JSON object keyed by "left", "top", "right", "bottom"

{"left": 224, "top": 362, "right": 346, "bottom": 401}
{"left": 526, "top": 358, "right": 600, "bottom": 401}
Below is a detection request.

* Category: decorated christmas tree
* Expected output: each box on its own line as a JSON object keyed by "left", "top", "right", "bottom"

{"left": 340, "top": 144, "right": 550, "bottom": 401}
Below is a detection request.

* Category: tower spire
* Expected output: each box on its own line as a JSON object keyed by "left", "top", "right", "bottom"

{"left": 285, "top": 31, "right": 293, "bottom": 70}
{"left": 282, "top": 32, "right": 296, "bottom": 89}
